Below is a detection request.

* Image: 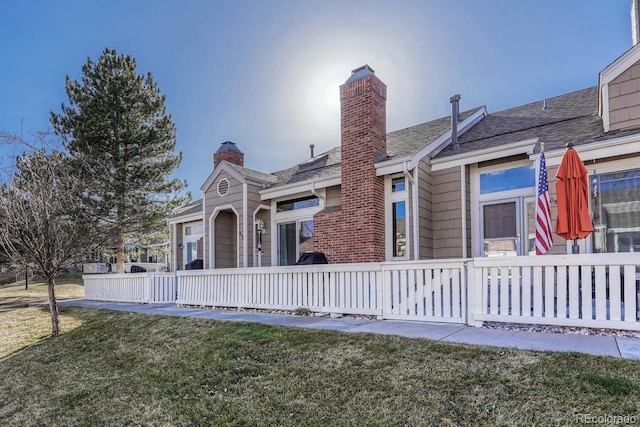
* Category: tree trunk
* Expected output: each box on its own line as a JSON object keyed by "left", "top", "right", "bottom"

{"left": 116, "top": 200, "right": 125, "bottom": 274}
{"left": 117, "top": 231, "right": 125, "bottom": 274}
{"left": 47, "top": 277, "right": 60, "bottom": 338}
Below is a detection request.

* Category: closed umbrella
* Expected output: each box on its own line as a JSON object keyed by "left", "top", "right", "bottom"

{"left": 554, "top": 143, "right": 594, "bottom": 253}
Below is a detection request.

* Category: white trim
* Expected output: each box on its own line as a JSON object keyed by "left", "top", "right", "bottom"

{"left": 376, "top": 107, "right": 488, "bottom": 176}
{"left": 385, "top": 174, "right": 410, "bottom": 261}
{"left": 471, "top": 159, "right": 537, "bottom": 257}
{"left": 242, "top": 182, "right": 248, "bottom": 268}
{"left": 270, "top": 191, "right": 325, "bottom": 266}
{"left": 529, "top": 133, "right": 640, "bottom": 166}
{"left": 202, "top": 191, "right": 207, "bottom": 268}
{"left": 431, "top": 138, "right": 538, "bottom": 171}
{"left": 260, "top": 175, "right": 340, "bottom": 200}
{"left": 412, "top": 166, "right": 419, "bottom": 260}
{"left": 600, "top": 43, "right": 640, "bottom": 87}
{"left": 167, "top": 211, "right": 202, "bottom": 226}
{"left": 601, "top": 84, "right": 610, "bottom": 133}
{"left": 171, "top": 222, "right": 177, "bottom": 272}
{"left": 460, "top": 165, "right": 467, "bottom": 258}
{"left": 201, "top": 162, "right": 246, "bottom": 192}
{"left": 208, "top": 204, "right": 240, "bottom": 269}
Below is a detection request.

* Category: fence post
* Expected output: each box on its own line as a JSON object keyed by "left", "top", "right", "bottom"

{"left": 466, "top": 259, "right": 482, "bottom": 327}
{"left": 145, "top": 272, "right": 153, "bottom": 303}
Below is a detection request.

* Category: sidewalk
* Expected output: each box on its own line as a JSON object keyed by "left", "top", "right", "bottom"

{"left": 61, "top": 300, "right": 640, "bottom": 360}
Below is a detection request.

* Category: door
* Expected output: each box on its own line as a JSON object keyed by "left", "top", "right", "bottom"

{"left": 482, "top": 200, "right": 519, "bottom": 256}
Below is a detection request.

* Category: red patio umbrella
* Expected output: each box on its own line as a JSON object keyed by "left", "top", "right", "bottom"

{"left": 554, "top": 143, "right": 594, "bottom": 253}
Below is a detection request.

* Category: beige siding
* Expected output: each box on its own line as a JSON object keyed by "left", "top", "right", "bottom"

{"left": 432, "top": 167, "right": 463, "bottom": 259}
{"left": 256, "top": 209, "right": 272, "bottom": 266}
{"left": 609, "top": 60, "right": 640, "bottom": 131}
{"left": 214, "top": 211, "right": 237, "bottom": 268}
{"left": 203, "top": 170, "right": 243, "bottom": 269}
{"left": 417, "top": 158, "right": 434, "bottom": 259}
{"left": 325, "top": 185, "right": 341, "bottom": 207}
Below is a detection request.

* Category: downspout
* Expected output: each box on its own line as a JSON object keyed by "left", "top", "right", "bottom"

{"left": 310, "top": 181, "right": 325, "bottom": 201}
{"left": 403, "top": 161, "right": 419, "bottom": 260}
{"left": 460, "top": 165, "right": 467, "bottom": 258}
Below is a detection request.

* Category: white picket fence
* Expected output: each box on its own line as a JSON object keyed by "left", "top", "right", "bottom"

{"left": 82, "top": 254, "right": 640, "bottom": 331}
{"left": 178, "top": 264, "right": 384, "bottom": 315}
{"left": 470, "top": 254, "right": 640, "bottom": 330}
{"left": 84, "top": 272, "right": 177, "bottom": 304}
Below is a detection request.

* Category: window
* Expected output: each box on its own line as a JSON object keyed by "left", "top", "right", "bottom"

{"left": 477, "top": 164, "right": 536, "bottom": 256}
{"left": 278, "top": 219, "right": 313, "bottom": 265}
{"left": 185, "top": 224, "right": 203, "bottom": 235}
{"left": 182, "top": 221, "right": 204, "bottom": 268}
{"left": 480, "top": 165, "right": 535, "bottom": 194}
{"left": 392, "top": 201, "right": 406, "bottom": 257}
{"left": 592, "top": 168, "right": 640, "bottom": 253}
{"left": 276, "top": 195, "right": 319, "bottom": 212}
{"left": 387, "top": 176, "right": 408, "bottom": 259}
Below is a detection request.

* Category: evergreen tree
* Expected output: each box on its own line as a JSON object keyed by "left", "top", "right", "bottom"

{"left": 51, "top": 48, "right": 186, "bottom": 273}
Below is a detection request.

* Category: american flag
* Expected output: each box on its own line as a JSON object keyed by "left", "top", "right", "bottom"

{"left": 535, "top": 151, "right": 552, "bottom": 255}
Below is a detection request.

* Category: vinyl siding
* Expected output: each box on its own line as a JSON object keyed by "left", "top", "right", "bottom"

{"left": 609, "top": 59, "right": 640, "bottom": 131}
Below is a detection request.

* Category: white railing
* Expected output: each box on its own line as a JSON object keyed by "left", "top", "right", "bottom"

{"left": 470, "top": 254, "right": 640, "bottom": 330}
{"left": 177, "top": 264, "right": 383, "bottom": 316}
{"left": 83, "top": 272, "right": 177, "bottom": 304}
{"left": 82, "top": 253, "right": 640, "bottom": 331}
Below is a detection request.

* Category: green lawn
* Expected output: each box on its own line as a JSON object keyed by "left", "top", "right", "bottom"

{"left": 1, "top": 278, "right": 640, "bottom": 425}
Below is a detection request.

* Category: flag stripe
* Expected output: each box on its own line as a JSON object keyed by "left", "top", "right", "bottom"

{"left": 535, "top": 151, "right": 553, "bottom": 255}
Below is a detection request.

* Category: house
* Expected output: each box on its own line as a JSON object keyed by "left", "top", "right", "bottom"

{"left": 168, "top": 19, "right": 640, "bottom": 272}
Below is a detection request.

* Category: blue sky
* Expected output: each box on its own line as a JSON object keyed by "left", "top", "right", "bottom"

{"left": 0, "top": 1, "right": 633, "bottom": 196}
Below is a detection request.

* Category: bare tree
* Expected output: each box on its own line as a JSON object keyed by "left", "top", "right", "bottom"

{"left": 0, "top": 134, "right": 101, "bottom": 337}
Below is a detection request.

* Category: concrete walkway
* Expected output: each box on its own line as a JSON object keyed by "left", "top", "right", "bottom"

{"left": 61, "top": 300, "right": 640, "bottom": 360}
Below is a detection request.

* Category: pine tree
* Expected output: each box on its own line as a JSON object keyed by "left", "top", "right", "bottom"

{"left": 51, "top": 48, "right": 186, "bottom": 273}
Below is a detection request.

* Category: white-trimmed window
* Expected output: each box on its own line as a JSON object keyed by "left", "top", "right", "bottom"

{"left": 474, "top": 161, "right": 536, "bottom": 257}
{"left": 273, "top": 193, "right": 323, "bottom": 266}
{"left": 183, "top": 221, "right": 203, "bottom": 267}
{"left": 592, "top": 165, "right": 640, "bottom": 253}
{"left": 386, "top": 175, "right": 408, "bottom": 259}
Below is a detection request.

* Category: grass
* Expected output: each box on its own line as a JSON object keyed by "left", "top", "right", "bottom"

{"left": 0, "top": 273, "right": 85, "bottom": 357}
{"left": 1, "top": 278, "right": 640, "bottom": 425}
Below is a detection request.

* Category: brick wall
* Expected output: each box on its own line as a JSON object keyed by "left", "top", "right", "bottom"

{"left": 314, "top": 66, "right": 387, "bottom": 263}
{"left": 213, "top": 142, "right": 244, "bottom": 168}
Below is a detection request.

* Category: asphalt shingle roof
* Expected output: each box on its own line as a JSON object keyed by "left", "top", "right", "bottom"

{"left": 436, "top": 87, "right": 602, "bottom": 157}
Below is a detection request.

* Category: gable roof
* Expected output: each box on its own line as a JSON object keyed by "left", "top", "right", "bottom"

{"left": 386, "top": 107, "right": 484, "bottom": 160}
{"left": 168, "top": 198, "right": 202, "bottom": 223}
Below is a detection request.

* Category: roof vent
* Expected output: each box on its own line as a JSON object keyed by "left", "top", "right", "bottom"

{"left": 217, "top": 178, "right": 230, "bottom": 196}
{"left": 450, "top": 94, "right": 461, "bottom": 150}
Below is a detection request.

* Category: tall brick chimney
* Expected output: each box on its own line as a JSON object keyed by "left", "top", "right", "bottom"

{"left": 314, "top": 65, "right": 387, "bottom": 263}
{"left": 213, "top": 141, "right": 244, "bottom": 168}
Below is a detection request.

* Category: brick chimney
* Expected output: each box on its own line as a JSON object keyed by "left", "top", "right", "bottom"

{"left": 213, "top": 141, "right": 244, "bottom": 168}
{"left": 314, "top": 65, "right": 387, "bottom": 263}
